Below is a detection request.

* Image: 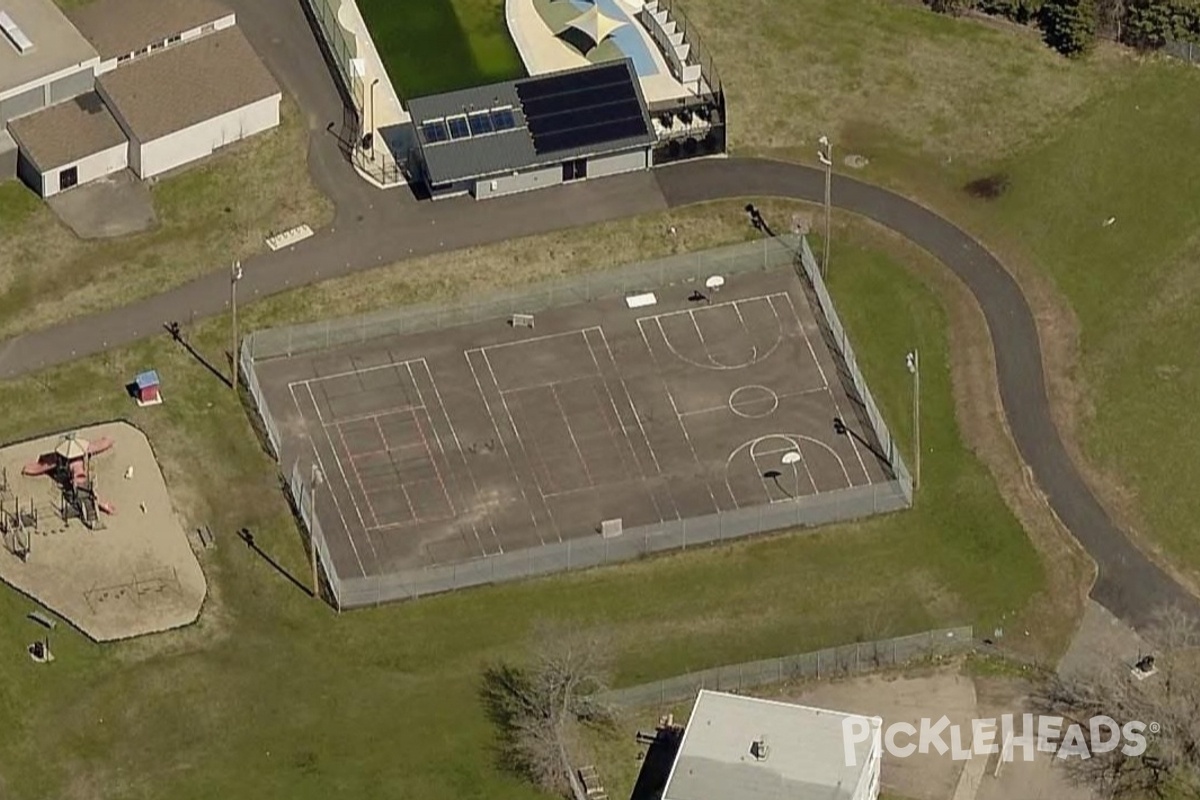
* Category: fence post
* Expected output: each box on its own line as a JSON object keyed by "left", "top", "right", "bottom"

{"left": 817, "top": 650, "right": 821, "bottom": 679}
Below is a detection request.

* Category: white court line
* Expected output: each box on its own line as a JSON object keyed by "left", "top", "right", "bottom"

{"left": 404, "top": 363, "right": 459, "bottom": 519}
{"left": 495, "top": 374, "right": 598, "bottom": 396}
{"left": 581, "top": 329, "right": 668, "bottom": 522}
{"left": 596, "top": 327, "right": 665, "bottom": 478}
{"left": 287, "top": 356, "right": 430, "bottom": 388}
{"left": 420, "top": 360, "right": 504, "bottom": 554}
{"left": 752, "top": 437, "right": 817, "bottom": 503}
{"left": 334, "top": 419, "right": 383, "bottom": 529}
{"left": 637, "top": 294, "right": 785, "bottom": 372}
{"left": 778, "top": 292, "right": 870, "bottom": 486}
{"left": 313, "top": 403, "right": 424, "bottom": 429}
{"left": 476, "top": 326, "right": 601, "bottom": 352}
{"left": 678, "top": 386, "right": 829, "bottom": 418}
{"left": 465, "top": 349, "right": 547, "bottom": 545}
{"left": 550, "top": 384, "right": 595, "bottom": 488}
{"left": 288, "top": 383, "right": 368, "bottom": 578}
{"left": 482, "top": 349, "right": 562, "bottom": 542}
{"left": 636, "top": 318, "right": 718, "bottom": 512}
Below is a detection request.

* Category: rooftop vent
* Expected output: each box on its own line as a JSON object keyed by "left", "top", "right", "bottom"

{"left": 751, "top": 736, "right": 770, "bottom": 761}
{"left": 1, "top": 11, "right": 34, "bottom": 54}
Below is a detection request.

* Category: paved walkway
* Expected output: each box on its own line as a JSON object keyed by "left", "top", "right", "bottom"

{"left": 2, "top": 0, "right": 1195, "bottom": 636}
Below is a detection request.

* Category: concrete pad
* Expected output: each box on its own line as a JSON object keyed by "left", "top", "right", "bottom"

{"left": 1058, "top": 600, "right": 1150, "bottom": 682}
{"left": 0, "top": 422, "right": 206, "bottom": 641}
{"left": 47, "top": 170, "right": 157, "bottom": 239}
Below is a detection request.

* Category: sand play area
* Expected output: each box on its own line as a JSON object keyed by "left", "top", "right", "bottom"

{"left": 0, "top": 422, "right": 206, "bottom": 641}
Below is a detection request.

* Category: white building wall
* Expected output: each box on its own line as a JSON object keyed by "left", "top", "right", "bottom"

{"left": 586, "top": 148, "right": 650, "bottom": 178}
{"left": 39, "top": 140, "right": 128, "bottom": 198}
{"left": 473, "top": 163, "right": 562, "bottom": 199}
{"left": 132, "top": 93, "right": 280, "bottom": 179}
{"left": 0, "top": 61, "right": 99, "bottom": 123}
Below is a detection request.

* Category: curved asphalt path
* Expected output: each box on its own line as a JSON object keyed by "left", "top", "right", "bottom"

{"left": 0, "top": 0, "right": 1192, "bottom": 630}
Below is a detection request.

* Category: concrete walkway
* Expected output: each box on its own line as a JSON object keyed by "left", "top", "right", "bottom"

{"left": 2, "top": 156, "right": 1198, "bottom": 638}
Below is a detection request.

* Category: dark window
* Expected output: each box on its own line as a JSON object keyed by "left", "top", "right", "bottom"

{"left": 468, "top": 112, "right": 494, "bottom": 136}
{"left": 118, "top": 53, "right": 131, "bottom": 62}
{"left": 490, "top": 107, "right": 516, "bottom": 131}
{"left": 420, "top": 120, "right": 448, "bottom": 144}
{"left": 168, "top": 34, "right": 182, "bottom": 44}
{"left": 562, "top": 158, "right": 587, "bottom": 182}
{"left": 59, "top": 166, "right": 78, "bottom": 191}
{"left": 446, "top": 115, "right": 470, "bottom": 140}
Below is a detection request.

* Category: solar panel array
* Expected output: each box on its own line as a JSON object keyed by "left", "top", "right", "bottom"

{"left": 516, "top": 63, "right": 649, "bottom": 156}
{"left": 419, "top": 106, "right": 517, "bottom": 146}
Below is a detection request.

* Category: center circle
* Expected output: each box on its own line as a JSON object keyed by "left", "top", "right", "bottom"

{"left": 729, "top": 385, "right": 779, "bottom": 419}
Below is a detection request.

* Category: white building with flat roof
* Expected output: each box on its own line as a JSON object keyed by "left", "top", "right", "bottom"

{"left": 0, "top": 0, "right": 98, "bottom": 124}
{"left": 662, "top": 690, "right": 883, "bottom": 800}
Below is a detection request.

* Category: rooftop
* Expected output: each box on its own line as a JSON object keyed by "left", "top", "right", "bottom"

{"left": 407, "top": 60, "right": 654, "bottom": 185}
{"left": 97, "top": 26, "right": 279, "bottom": 142}
{"left": 661, "top": 690, "right": 881, "bottom": 800}
{"left": 7, "top": 91, "right": 126, "bottom": 171}
{"left": 68, "top": 0, "right": 232, "bottom": 59}
{"left": 0, "top": 0, "right": 97, "bottom": 97}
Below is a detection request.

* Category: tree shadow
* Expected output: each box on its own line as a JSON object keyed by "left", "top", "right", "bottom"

{"left": 163, "top": 322, "right": 232, "bottom": 389}
{"left": 238, "top": 527, "right": 313, "bottom": 597}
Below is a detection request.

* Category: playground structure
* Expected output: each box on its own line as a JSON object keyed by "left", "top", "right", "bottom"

{"left": 22, "top": 434, "right": 117, "bottom": 530}
{"left": 0, "top": 489, "right": 38, "bottom": 561}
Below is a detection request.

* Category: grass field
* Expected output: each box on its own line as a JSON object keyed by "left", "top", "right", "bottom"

{"left": 0, "top": 98, "right": 331, "bottom": 340}
{"left": 0, "top": 206, "right": 1045, "bottom": 798}
{"left": 358, "top": 0, "right": 525, "bottom": 98}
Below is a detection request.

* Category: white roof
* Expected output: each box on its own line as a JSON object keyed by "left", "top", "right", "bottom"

{"left": 564, "top": 2, "right": 627, "bottom": 47}
{"left": 0, "top": 0, "right": 97, "bottom": 97}
{"left": 662, "top": 690, "right": 880, "bottom": 800}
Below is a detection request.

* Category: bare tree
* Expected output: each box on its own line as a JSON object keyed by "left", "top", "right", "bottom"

{"left": 1032, "top": 605, "right": 1200, "bottom": 799}
{"left": 481, "top": 625, "right": 614, "bottom": 798}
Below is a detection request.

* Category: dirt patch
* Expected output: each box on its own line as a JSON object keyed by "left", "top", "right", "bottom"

{"left": 0, "top": 421, "right": 206, "bottom": 641}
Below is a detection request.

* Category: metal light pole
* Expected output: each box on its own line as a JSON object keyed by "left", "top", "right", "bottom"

{"left": 906, "top": 350, "right": 921, "bottom": 491}
{"left": 781, "top": 451, "right": 802, "bottom": 499}
{"left": 310, "top": 464, "right": 323, "bottom": 599}
{"left": 369, "top": 78, "right": 379, "bottom": 152}
{"left": 817, "top": 135, "right": 833, "bottom": 279}
{"left": 230, "top": 261, "right": 243, "bottom": 391}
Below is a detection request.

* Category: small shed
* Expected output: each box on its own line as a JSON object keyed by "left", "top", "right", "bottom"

{"left": 134, "top": 370, "right": 161, "bottom": 406}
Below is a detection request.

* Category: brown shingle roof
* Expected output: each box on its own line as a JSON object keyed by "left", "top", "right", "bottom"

{"left": 68, "top": 0, "right": 232, "bottom": 59}
{"left": 8, "top": 92, "right": 127, "bottom": 171}
{"left": 98, "top": 27, "right": 280, "bottom": 142}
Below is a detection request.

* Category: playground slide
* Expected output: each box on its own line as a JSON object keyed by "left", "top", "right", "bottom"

{"left": 87, "top": 437, "right": 115, "bottom": 456}
{"left": 98, "top": 501, "right": 116, "bottom": 515}
{"left": 21, "top": 459, "right": 56, "bottom": 477}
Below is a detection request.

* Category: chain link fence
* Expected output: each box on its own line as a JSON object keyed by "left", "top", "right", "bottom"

{"left": 287, "top": 462, "right": 343, "bottom": 609}
{"left": 1164, "top": 38, "right": 1200, "bottom": 64}
{"left": 795, "top": 237, "right": 913, "bottom": 500}
{"left": 600, "top": 627, "right": 975, "bottom": 708}
{"left": 241, "top": 235, "right": 913, "bottom": 609}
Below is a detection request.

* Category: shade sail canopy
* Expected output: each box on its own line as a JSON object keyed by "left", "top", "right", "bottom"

{"left": 56, "top": 435, "right": 89, "bottom": 461}
{"left": 564, "top": 2, "right": 628, "bottom": 47}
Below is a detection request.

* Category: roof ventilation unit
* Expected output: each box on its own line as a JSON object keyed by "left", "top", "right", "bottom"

{"left": 0, "top": 12, "right": 34, "bottom": 54}
{"left": 751, "top": 736, "right": 770, "bottom": 761}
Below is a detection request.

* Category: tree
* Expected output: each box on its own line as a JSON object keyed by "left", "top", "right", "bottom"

{"left": 1124, "top": 0, "right": 1200, "bottom": 48}
{"left": 1031, "top": 606, "right": 1200, "bottom": 799}
{"left": 928, "top": 0, "right": 976, "bottom": 14}
{"left": 481, "top": 626, "right": 614, "bottom": 798}
{"left": 1040, "top": 0, "right": 1100, "bottom": 55}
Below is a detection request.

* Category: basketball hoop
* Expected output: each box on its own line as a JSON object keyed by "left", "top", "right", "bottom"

{"left": 705, "top": 275, "right": 725, "bottom": 292}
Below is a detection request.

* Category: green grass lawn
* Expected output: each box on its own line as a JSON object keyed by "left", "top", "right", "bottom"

{"left": 0, "top": 98, "right": 331, "bottom": 340}
{"left": 358, "top": 0, "right": 524, "bottom": 98}
{"left": 0, "top": 220, "right": 1041, "bottom": 798}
